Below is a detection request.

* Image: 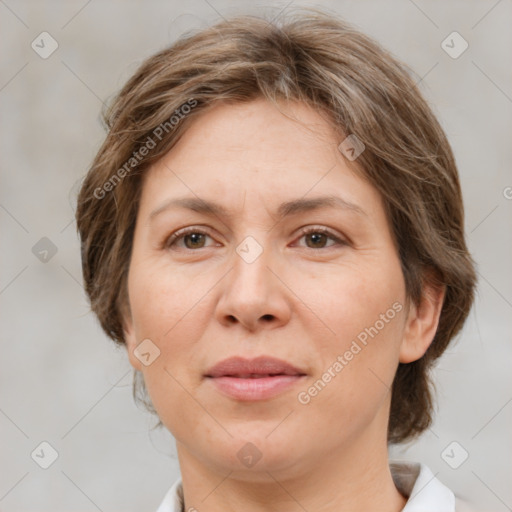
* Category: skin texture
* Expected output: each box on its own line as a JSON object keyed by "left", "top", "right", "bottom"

{"left": 123, "top": 98, "right": 445, "bottom": 512}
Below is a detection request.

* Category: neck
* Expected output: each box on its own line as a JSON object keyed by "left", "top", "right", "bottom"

{"left": 175, "top": 428, "right": 407, "bottom": 512}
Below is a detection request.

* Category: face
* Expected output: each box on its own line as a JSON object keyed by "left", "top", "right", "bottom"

{"left": 124, "top": 98, "right": 419, "bottom": 479}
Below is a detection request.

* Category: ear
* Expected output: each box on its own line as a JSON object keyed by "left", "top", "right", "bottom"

{"left": 121, "top": 307, "right": 144, "bottom": 372}
{"left": 399, "top": 273, "right": 446, "bottom": 363}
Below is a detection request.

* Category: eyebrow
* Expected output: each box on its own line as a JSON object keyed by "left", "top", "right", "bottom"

{"left": 149, "top": 195, "right": 368, "bottom": 222}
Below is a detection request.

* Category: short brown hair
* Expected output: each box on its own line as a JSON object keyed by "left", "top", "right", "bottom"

{"left": 76, "top": 8, "right": 477, "bottom": 444}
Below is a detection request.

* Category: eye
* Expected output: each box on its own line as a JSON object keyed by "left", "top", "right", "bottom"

{"left": 164, "top": 226, "right": 347, "bottom": 251}
{"left": 165, "top": 227, "right": 216, "bottom": 250}
{"left": 294, "top": 227, "right": 347, "bottom": 249}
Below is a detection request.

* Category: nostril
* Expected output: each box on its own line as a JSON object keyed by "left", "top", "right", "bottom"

{"left": 261, "top": 314, "right": 274, "bottom": 322}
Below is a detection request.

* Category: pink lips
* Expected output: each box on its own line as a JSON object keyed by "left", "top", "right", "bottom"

{"left": 205, "top": 356, "right": 307, "bottom": 401}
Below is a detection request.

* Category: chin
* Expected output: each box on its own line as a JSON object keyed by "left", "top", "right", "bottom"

{"left": 219, "top": 430, "right": 311, "bottom": 477}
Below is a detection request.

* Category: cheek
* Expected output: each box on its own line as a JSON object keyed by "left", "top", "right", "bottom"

{"left": 128, "top": 260, "right": 207, "bottom": 341}
{"left": 127, "top": 263, "right": 213, "bottom": 417}
{"left": 305, "top": 257, "right": 405, "bottom": 348}
{"left": 295, "top": 311, "right": 404, "bottom": 445}
{"left": 142, "top": 363, "right": 214, "bottom": 448}
{"left": 299, "top": 258, "right": 405, "bottom": 409}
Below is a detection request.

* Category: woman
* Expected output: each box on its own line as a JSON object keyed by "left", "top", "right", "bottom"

{"left": 76, "top": 9, "right": 477, "bottom": 511}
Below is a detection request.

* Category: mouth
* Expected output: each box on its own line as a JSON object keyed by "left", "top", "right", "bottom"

{"left": 216, "top": 373, "right": 295, "bottom": 378}
{"left": 204, "top": 356, "right": 307, "bottom": 401}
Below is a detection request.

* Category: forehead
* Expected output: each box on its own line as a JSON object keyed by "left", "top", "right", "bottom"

{"left": 168, "top": 98, "right": 338, "bottom": 168}
{"left": 138, "top": 98, "right": 383, "bottom": 220}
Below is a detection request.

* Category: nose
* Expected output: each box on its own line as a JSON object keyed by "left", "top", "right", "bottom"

{"left": 214, "top": 242, "right": 292, "bottom": 332}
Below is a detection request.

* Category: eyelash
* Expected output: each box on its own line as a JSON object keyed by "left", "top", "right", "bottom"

{"left": 164, "top": 226, "right": 347, "bottom": 250}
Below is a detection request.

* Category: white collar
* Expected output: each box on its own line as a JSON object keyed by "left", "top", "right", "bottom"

{"left": 155, "top": 461, "right": 457, "bottom": 512}
{"left": 390, "top": 461, "right": 455, "bottom": 511}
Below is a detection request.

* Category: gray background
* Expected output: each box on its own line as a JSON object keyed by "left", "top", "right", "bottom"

{"left": 1, "top": 0, "right": 511, "bottom": 510}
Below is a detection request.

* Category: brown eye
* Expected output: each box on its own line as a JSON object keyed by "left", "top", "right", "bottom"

{"left": 182, "top": 233, "right": 207, "bottom": 249}
{"left": 296, "top": 227, "right": 346, "bottom": 249}
{"left": 166, "top": 228, "right": 214, "bottom": 250}
{"left": 305, "top": 232, "right": 330, "bottom": 248}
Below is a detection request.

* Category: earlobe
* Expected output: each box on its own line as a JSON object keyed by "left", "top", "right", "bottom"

{"left": 399, "top": 277, "right": 446, "bottom": 364}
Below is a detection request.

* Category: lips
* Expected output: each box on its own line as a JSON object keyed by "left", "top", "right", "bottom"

{"left": 205, "top": 356, "right": 307, "bottom": 401}
{"left": 205, "top": 356, "right": 306, "bottom": 378}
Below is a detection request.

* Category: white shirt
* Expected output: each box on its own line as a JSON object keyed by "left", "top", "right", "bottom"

{"left": 155, "top": 461, "right": 474, "bottom": 512}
